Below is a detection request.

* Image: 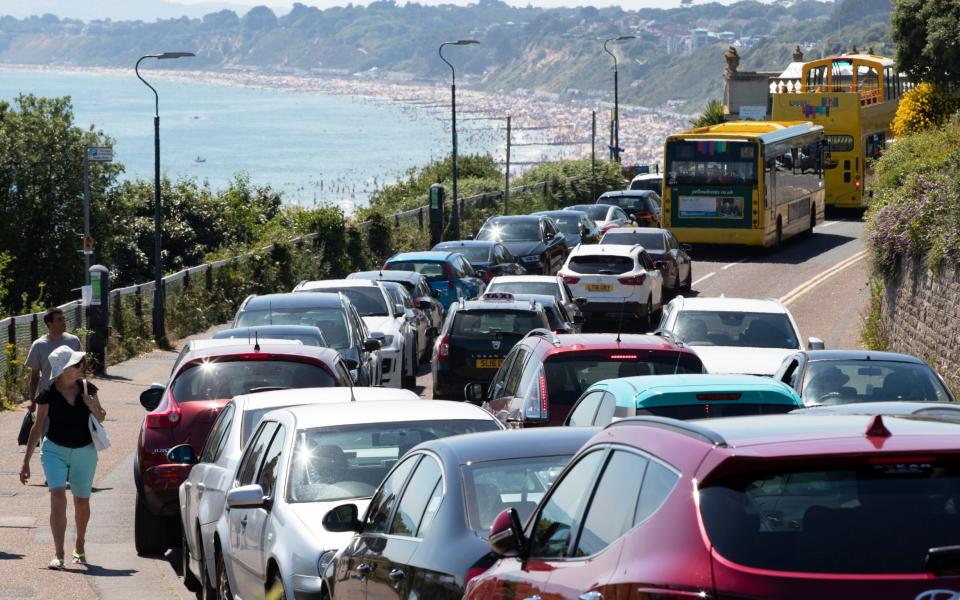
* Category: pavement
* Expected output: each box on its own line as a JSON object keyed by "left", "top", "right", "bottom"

{"left": 0, "top": 209, "right": 870, "bottom": 599}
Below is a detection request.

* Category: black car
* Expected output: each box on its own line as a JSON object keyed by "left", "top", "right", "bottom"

{"left": 431, "top": 240, "right": 527, "bottom": 282}
{"left": 773, "top": 350, "right": 955, "bottom": 405}
{"left": 475, "top": 215, "right": 568, "bottom": 275}
{"left": 531, "top": 210, "right": 601, "bottom": 246}
{"left": 232, "top": 292, "right": 382, "bottom": 386}
{"left": 597, "top": 190, "right": 662, "bottom": 227}
{"left": 321, "top": 427, "right": 597, "bottom": 600}
{"left": 600, "top": 227, "right": 693, "bottom": 294}
{"left": 431, "top": 294, "right": 551, "bottom": 400}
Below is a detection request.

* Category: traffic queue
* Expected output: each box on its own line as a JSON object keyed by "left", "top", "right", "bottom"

{"left": 136, "top": 188, "right": 960, "bottom": 600}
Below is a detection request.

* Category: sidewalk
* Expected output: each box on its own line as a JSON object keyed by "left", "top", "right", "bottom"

{"left": 0, "top": 326, "right": 225, "bottom": 600}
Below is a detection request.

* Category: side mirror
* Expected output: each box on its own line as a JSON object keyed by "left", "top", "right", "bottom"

{"left": 544, "top": 231, "right": 554, "bottom": 241}
{"left": 432, "top": 289, "right": 442, "bottom": 298}
{"left": 394, "top": 304, "right": 405, "bottom": 316}
{"left": 349, "top": 369, "right": 360, "bottom": 384}
{"left": 573, "top": 314, "right": 585, "bottom": 324}
{"left": 414, "top": 297, "right": 431, "bottom": 310}
{"left": 226, "top": 484, "right": 266, "bottom": 509}
{"left": 140, "top": 384, "right": 165, "bottom": 411}
{"left": 465, "top": 233, "right": 475, "bottom": 241}
{"left": 166, "top": 443, "right": 198, "bottom": 465}
{"left": 364, "top": 336, "right": 383, "bottom": 352}
{"left": 574, "top": 297, "right": 588, "bottom": 307}
{"left": 807, "top": 337, "right": 825, "bottom": 350}
{"left": 464, "top": 381, "right": 489, "bottom": 404}
{"left": 323, "top": 503, "right": 361, "bottom": 533}
{"left": 680, "top": 243, "right": 692, "bottom": 253}
{"left": 488, "top": 507, "right": 526, "bottom": 557}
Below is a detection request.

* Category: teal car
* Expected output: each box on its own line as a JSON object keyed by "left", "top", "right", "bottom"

{"left": 563, "top": 374, "right": 803, "bottom": 427}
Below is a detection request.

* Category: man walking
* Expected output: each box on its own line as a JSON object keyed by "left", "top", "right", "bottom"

{"left": 26, "top": 308, "right": 82, "bottom": 412}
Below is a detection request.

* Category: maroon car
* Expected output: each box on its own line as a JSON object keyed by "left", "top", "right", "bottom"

{"left": 468, "top": 413, "right": 960, "bottom": 599}
{"left": 134, "top": 340, "right": 351, "bottom": 555}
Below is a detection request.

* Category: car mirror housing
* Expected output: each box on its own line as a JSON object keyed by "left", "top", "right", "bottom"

{"left": 807, "top": 337, "right": 825, "bottom": 350}
{"left": 166, "top": 443, "right": 198, "bottom": 465}
{"left": 680, "top": 243, "right": 693, "bottom": 253}
{"left": 394, "top": 303, "right": 405, "bottom": 316}
{"left": 432, "top": 289, "right": 443, "bottom": 298}
{"left": 364, "top": 337, "right": 383, "bottom": 352}
{"left": 574, "top": 297, "right": 588, "bottom": 307}
{"left": 139, "top": 384, "right": 165, "bottom": 411}
{"left": 488, "top": 507, "right": 526, "bottom": 557}
{"left": 323, "top": 503, "right": 361, "bottom": 533}
{"left": 463, "top": 381, "right": 488, "bottom": 404}
{"left": 226, "top": 484, "right": 267, "bottom": 509}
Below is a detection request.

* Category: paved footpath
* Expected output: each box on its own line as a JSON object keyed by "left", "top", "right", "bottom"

{"left": 0, "top": 327, "right": 226, "bottom": 600}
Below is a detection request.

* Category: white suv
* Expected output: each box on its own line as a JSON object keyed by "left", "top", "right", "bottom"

{"left": 558, "top": 244, "right": 663, "bottom": 327}
{"left": 656, "top": 296, "right": 825, "bottom": 376}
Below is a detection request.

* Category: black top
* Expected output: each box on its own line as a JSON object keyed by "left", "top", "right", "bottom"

{"left": 36, "top": 380, "right": 98, "bottom": 448}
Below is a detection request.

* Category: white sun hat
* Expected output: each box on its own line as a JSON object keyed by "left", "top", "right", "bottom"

{"left": 47, "top": 346, "right": 86, "bottom": 380}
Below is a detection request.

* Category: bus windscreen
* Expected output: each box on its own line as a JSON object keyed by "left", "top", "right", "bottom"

{"left": 666, "top": 141, "right": 758, "bottom": 186}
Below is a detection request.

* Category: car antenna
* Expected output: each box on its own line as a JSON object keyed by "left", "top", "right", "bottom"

{"left": 254, "top": 331, "right": 260, "bottom": 352}
{"left": 615, "top": 297, "right": 627, "bottom": 344}
{"left": 268, "top": 301, "right": 273, "bottom": 325}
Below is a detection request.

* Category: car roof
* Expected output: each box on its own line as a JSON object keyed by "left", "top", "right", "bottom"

{"left": 801, "top": 350, "right": 927, "bottom": 364}
{"left": 296, "top": 279, "right": 380, "bottom": 291}
{"left": 348, "top": 270, "right": 424, "bottom": 284}
{"left": 567, "top": 204, "right": 615, "bottom": 211}
{"left": 794, "top": 401, "right": 960, "bottom": 416}
{"left": 178, "top": 342, "right": 342, "bottom": 364}
{"left": 186, "top": 338, "right": 302, "bottom": 351}
{"left": 460, "top": 298, "right": 544, "bottom": 312}
{"left": 599, "top": 190, "right": 658, "bottom": 198}
{"left": 674, "top": 296, "right": 787, "bottom": 313}
{"left": 528, "top": 332, "right": 691, "bottom": 353}
{"left": 508, "top": 293, "right": 559, "bottom": 306}
{"left": 631, "top": 173, "right": 662, "bottom": 181}
{"left": 433, "top": 240, "right": 497, "bottom": 249}
{"left": 233, "top": 386, "right": 420, "bottom": 411}
{"left": 532, "top": 210, "right": 587, "bottom": 217}
{"left": 415, "top": 427, "right": 598, "bottom": 464}
{"left": 591, "top": 374, "right": 801, "bottom": 406}
{"left": 488, "top": 275, "right": 560, "bottom": 285}
{"left": 387, "top": 251, "right": 455, "bottom": 262}
{"left": 603, "top": 227, "right": 667, "bottom": 235}
{"left": 242, "top": 292, "right": 345, "bottom": 310}
{"left": 214, "top": 325, "right": 323, "bottom": 337}
{"left": 569, "top": 243, "right": 643, "bottom": 257}
{"left": 277, "top": 399, "right": 500, "bottom": 429}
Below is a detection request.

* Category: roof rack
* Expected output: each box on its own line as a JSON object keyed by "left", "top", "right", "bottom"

{"left": 606, "top": 416, "right": 728, "bottom": 447}
{"left": 524, "top": 328, "right": 561, "bottom": 346}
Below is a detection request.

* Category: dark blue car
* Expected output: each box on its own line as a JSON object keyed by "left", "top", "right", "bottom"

{"left": 431, "top": 240, "right": 527, "bottom": 283}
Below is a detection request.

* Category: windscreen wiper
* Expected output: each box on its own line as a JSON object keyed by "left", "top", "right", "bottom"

{"left": 925, "top": 545, "right": 960, "bottom": 575}
{"left": 247, "top": 386, "right": 291, "bottom": 394}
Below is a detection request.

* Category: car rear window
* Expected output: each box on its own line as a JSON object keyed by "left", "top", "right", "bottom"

{"left": 568, "top": 255, "right": 634, "bottom": 275}
{"left": 674, "top": 310, "right": 798, "bottom": 349}
{"left": 385, "top": 261, "right": 446, "bottom": 282}
{"left": 487, "top": 282, "right": 559, "bottom": 299}
{"left": 544, "top": 352, "right": 704, "bottom": 413}
{"left": 235, "top": 308, "right": 352, "bottom": 349}
{"left": 802, "top": 360, "right": 952, "bottom": 405}
{"left": 446, "top": 246, "right": 492, "bottom": 262}
{"left": 552, "top": 217, "right": 583, "bottom": 235}
{"left": 172, "top": 360, "right": 337, "bottom": 402}
{"left": 700, "top": 459, "right": 960, "bottom": 574}
{"left": 600, "top": 195, "right": 645, "bottom": 211}
{"left": 462, "top": 455, "right": 570, "bottom": 533}
{"left": 579, "top": 206, "right": 610, "bottom": 220}
{"left": 600, "top": 232, "right": 666, "bottom": 251}
{"left": 639, "top": 403, "right": 795, "bottom": 419}
{"left": 452, "top": 310, "right": 548, "bottom": 339}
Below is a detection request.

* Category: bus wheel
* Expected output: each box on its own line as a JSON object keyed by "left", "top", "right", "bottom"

{"left": 774, "top": 218, "right": 783, "bottom": 250}
{"left": 804, "top": 204, "right": 816, "bottom": 237}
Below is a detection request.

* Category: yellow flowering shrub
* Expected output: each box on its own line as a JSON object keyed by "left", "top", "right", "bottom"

{"left": 892, "top": 83, "right": 958, "bottom": 138}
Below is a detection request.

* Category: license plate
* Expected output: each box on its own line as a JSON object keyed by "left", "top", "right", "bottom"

{"left": 585, "top": 284, "right": 613, "bottom": 292}
{"left": 476, "top": 358, "right": 503, "bottom": 369}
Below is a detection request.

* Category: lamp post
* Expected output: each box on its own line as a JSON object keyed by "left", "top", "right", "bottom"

{"left": 136, "top": 51, "right": 194, "bottom": 347}
{"left": 438, "top": 39, "right": 479, "bottom": 240}
{"left": 603, "top": 35, "right": 635, "bottom": 163}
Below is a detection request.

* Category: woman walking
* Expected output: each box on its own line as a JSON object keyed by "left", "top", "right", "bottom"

{"left": 19, "top": 346, "right": 106, "bottom": 569}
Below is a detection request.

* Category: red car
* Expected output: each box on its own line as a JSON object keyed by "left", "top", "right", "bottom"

{"left": 134, "top": 340, "right": 351, "bottom": 555}
{"left": 465, "top": 330, "right": 704, "bottom": 427}
{"left": 468, "top": 413, "right": 960, "bottom": 599}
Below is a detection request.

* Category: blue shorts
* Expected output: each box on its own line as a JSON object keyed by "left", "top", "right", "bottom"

{"left": 40, "top": 439, "right": 98, "bottom": 498}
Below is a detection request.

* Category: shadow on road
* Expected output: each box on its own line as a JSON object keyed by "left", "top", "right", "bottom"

{"left": 825, "top": 207, "right": 866, "bottom": 222}
{"left": 80, "top": 563, "right": 138, "bottom": 577}
{"left": 0, "top": 551, "right": 23, "bottom": 560}
{"left": 689, "top": 231, "right": 856, "bottom": 265}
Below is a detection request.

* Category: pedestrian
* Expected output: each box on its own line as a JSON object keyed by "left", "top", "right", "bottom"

{"left": 25, "top": 308, "right": 82, "bottom": 412}
{"left": 19, "top": 346, "right": 106, "bottom": 570}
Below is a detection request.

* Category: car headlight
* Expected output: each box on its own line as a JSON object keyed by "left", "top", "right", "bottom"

{"left": 520, "top": 255, "right": 540, "bottom": 263}
{"left": 318, "top": 549, "right": 338, "bottom": 575}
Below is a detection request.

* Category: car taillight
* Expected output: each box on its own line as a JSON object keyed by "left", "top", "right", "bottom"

{"left": 437, "top": 335, "right": 450, "bottom": 361}
{"left": 444, "top": 262, "right": 456, "bottom": 288}
{"left": 146, "top": 406, "right": 181, "bottom": 429}
{"left": 636, "top": 211, "right": 653, "bottom": 221}
{"left": 465, "top": 565, "right": 490, "bottom": 585}
{"left": 559, "top": 272, "right": 580, "bottom": 284}
{"left": 539, "top": 373, "right": 548, "bottom": 418}
{"left": 618, "top": 273, "right": 647, "bottom": 285}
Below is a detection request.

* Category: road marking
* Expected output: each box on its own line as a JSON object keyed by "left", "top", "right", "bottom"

{"left": 779, "top": 250, "right": 867, "bottom": 306}
{"left": 722, "top": 258, "right": 747, "bottom": 270}
{"left": 692, "top": 272, "right": 716, "bottom": 286}
{"left": 818, "top": 220, "right": 839, "bottom": 229}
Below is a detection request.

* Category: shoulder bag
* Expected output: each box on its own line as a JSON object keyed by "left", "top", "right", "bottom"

{"left": 84, "top": 379, "right": 111, "bottom": 451}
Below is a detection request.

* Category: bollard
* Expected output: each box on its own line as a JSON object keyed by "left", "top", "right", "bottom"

{"left": 86, "top": 265, "right": 111, "bottom": 375}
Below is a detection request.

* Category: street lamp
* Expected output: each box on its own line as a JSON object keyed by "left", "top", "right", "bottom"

{"left": 603, "top": 35, "right": 635, "bottom": 163}
{"left": 438, "top": 39, "right": 479, "bottom": 240}
{"left": 136, "top": 51, "right": 194, "bottom": 347}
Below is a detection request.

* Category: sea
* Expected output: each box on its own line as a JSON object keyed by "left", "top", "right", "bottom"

{"left": 0, "top": 68, "right": 503, "bottom": 212}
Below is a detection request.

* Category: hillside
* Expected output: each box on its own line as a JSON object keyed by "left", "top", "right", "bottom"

{"left": 0, "top": 0, "right": 894, "bottom": 111}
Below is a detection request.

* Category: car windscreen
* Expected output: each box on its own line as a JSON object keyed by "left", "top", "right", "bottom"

{"left": 309, "top": 287, "right": 388, "bottom": 317}
{"left": 441, "top": 246, "right": 491, "bottom": 262}
{"left": 452, "top": 310, "right": 548, "bottom": 339}
{"left": 172, "top": 360, "right": 336, "bottom": 402}
{"left": 286, "top": 419, "right": 500, "bottom": 503}
{"left": 487, "top": 281, "right": 560, "bottom": 300}
{"left": 638, "top": 403, "right": 795, "bottom": 419}
{"left": 385, "top": 261, "right": 446, "bottom": 282}
{"left": 567, "top": 255, "right": 634, "bottom": 275}
{"left": 545, "top": 352, "right": 704, "bottom": 414}
{"left": 600, "top": 232, "right": 666, "bottom": 251}
{"left": 477, "top": 222, "right": 541, "bottom": 242}
{"left": 699, "top": 460, "right": 960, "bottom": 574}
{"left": 236, "top": 308, "right": 352, "bottom": 349}
{"left": 674, "top": 310, "right": 798, "bottom": 349}
{"left": 463, "top": 455, "right": 570, "bottom": 533}
{"left": 802, "top": 360, "right": 952, "bottom": 405}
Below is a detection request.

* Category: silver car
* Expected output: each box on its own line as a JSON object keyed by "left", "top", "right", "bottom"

{"left": 214, "top": 400, "right": 503, "bottom": 599}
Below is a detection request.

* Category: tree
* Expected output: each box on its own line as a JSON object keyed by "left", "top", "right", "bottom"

{"left": 690, "top": 99, "right": 726, "bottom": 128}
{"left": 892, "top": 0, "right": 960, "bottom": 88}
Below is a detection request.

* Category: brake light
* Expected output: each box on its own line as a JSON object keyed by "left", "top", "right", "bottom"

{"left": 465, "top": 565, "right": 490, "bottom": 585}
{"left": 559, "top": 272, "right": 580, "bottom": 284}
{"left": 617, "top": 273, "right": 647, "bottom": 285}
{"left": 444, "top": 262, "right": 455, "bottom": 288}
{"left": 600, "top": 223, "right": 616, "bottom": 234}
{"left": 855, "top": 179, "right": 861, "bottom": 188}
{"left": 696, "top": 393, "right": 741, "bottom": 401}
{"left": 539, "top": 373, "right": 548, "bottom": 417}
{"left": 610, "top": 354, "right": 639, "bottom": 359}
{"left": 437, "top": 335, "right": 450, "bottom": 361}
{"left": 636, "top": 211, "right": 653, "bottom": 220}
{"left": 146, "top": 405, "right": 181, "bottom": 429}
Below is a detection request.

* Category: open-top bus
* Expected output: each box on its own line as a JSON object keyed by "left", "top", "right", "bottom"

{"left": 663, "top": 121, "right": 825, "bottom": 248}
{"left": 771, "top": 53, "right": 910, "bottom": 208}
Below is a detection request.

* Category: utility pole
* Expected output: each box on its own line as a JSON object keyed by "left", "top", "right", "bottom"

{"left": 591, "top": 111, "right": 597, "bottom": 202}
{"left": 504, "top": 115, "right": 511, "bottom": 215}
{"left": 82, "top": 149, "right": 91, "bottom": 285}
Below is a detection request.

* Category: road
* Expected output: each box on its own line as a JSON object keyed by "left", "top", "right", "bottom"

{"left": 0, "top": 211, "right": 869, "bottom": 598}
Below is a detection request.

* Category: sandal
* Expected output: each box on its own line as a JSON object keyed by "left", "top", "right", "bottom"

{"left": 72, "top": 551, "right": 86, "bottom": 565}
{"left": 48, "top": 557, "right": 64, "bottom": 570}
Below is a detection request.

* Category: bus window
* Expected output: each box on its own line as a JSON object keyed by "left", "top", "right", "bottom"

{"left": 772, "top": 143, "right": 822, "bottom": 206}
{"left": 857, "top": 65, "right": 880, "bottom": 94}
{"left": 865, "top": 133, "right": 885, "bottom": 159}
{"left": 666, "top": 141, "right": 758, "bottom": 186}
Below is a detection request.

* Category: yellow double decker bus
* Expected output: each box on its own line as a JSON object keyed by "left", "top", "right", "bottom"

{"left": 771, "top": 53, "right": 910, "bottom": 208}
{"left": 663, "top": 121, "right": 825, "bottom": 248}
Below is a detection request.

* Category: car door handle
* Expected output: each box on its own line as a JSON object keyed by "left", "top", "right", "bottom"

{"left": 389, "top": 569, "right": 404, "bottom": 582}
{"left": 356, "top": 563, "right": 371, "bottom": 577}
{"left": 579, "top": 593, "right": 602, "bottom": 600}
{"left": 197, "top": 483, "right": 206, "bottom": 494}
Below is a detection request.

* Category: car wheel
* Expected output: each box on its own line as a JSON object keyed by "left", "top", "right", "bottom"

{"left": 182, "top": 530, "right": 201, "bottom": 591}
{"left": 681, "top": 265, "right": 693, "bottom": 292}
{"left": 269, "top": 571, "right": 287, "bottom": 600}
{"left": 642, "top": 297, "right": 653, "bottom": 330}
{"left": 216, "top": 547, "right": 233, "bottom": 600}
{"left": 402, "top": 356, "right": 417, "bottom": 389}
{"left": 774, "top": 217, "right": 783, "bottom": 250}
{"left": 134, "top": 492, "right": 166, "bottom": 556}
